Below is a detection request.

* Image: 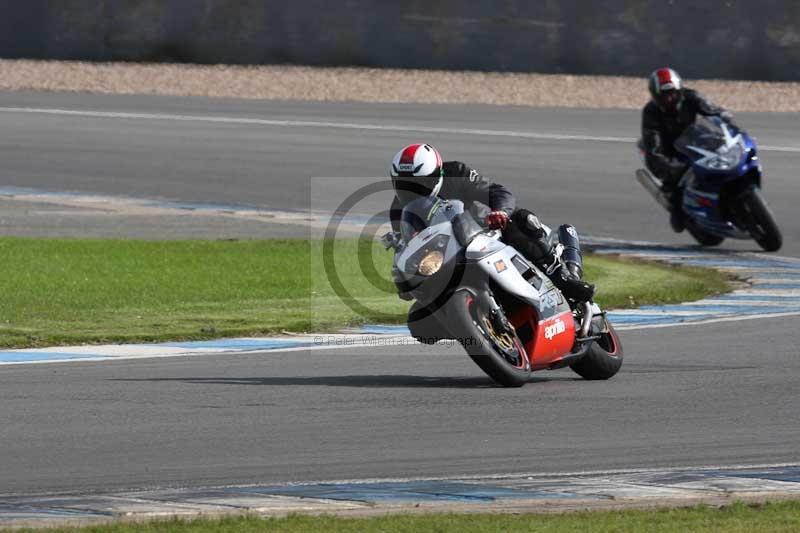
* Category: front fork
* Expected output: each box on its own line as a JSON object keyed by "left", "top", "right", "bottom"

{"left": 729, "top": 185, "right": 759, "bottom": 230}
{"left": 474, "top": 287, "right": 512, "bottom": 334}
{"left": 472, "top": 287, "right": 529, "bottom": 368}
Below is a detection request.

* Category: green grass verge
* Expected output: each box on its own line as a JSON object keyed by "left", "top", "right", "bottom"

{"left": 0, "top": 237, "right": 729, "bottom": 348}
{"left": 18, "top": 500, "right": 800, "bottom": 533}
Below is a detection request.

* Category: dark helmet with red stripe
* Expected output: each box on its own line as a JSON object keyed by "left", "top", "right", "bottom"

{"left": 390, "top": 143, "right": 444, "bottom": 204}
{"left": 648, "top": 68, "right": 684, "bottom": 113}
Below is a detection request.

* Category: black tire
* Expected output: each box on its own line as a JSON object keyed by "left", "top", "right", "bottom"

{"left": 741, "top": 188, "right": 782, "bottom": 252}
{"left": 444, "top": 290, "right": 531, "bottom": 387}
{"left": 407, "top": 300, "right": 449, "bottom": 345}
{"left": 685, "top": 220, "right": 725, "bottom": 247}
{"left": 570, "top": 323, "right": 624, "bottom": 380}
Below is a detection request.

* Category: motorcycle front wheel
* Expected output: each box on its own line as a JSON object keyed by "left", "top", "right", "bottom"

{"left": 741, "top": 188, "right": 782, "bottom": 252}
{"left": 445, "top": 290, "right": 531, "bottom": 387}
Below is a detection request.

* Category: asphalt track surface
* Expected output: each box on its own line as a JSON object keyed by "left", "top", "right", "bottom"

{"left": 0, "top": 91, "right": 798, "bottom": 495}
{"left": 0, "top": 91, "right": 798, "bottom": 255}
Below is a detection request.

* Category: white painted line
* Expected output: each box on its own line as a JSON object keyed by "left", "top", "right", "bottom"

{"left": 224, "top": 461, "right": 800, "bottom": 487}
{"left": 1, "top": 106, "right": 798, "bottom": 153}
{"left": 5, "top": 307, "right": 799, "bottom": 365}
{"left": 585, "top": 236, "right": 800, "bottom": 265}
{"left": 716, "top": 267, "right": 800, "bottom": 274}
{"left": 1, "top": 307, "right": 797, "bottom": 365}
{"left": 0, "top": 106, "right": 635, "bottom": 142}
{"left": 746, "top": 289, "right": 800, "bottom": 296}
{"left": 700, "top": 299, "right": 800, "bottom": 306}
{"left": 613, "top": 310, "right": 800, "bottom": 331}
{"left": 0, "top": 335, "right": 417, "bottom": 366}
{"left": 611, "top": 309, "right": 723, "bottom": 316}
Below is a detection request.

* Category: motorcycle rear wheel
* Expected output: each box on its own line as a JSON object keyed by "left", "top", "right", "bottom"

{"left": 445, "top": 290, "right": 531, "bottom": 387}
{"left": 741, "top": 188, "right": 782, "bottom": 252}
{"left": 570, "top": 323, "right": 623, "bottom": 380}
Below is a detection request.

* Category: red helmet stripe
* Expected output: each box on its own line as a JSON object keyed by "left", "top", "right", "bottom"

{"left": 399, "top": 144, "right": 421, "bottom": 165}
{"left": 656, "top": 68, "right": 673, "bottom": 86}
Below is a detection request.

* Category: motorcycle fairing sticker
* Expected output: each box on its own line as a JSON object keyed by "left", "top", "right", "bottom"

{"left": 537, "top": 289, "right": 564, "bottom": 320}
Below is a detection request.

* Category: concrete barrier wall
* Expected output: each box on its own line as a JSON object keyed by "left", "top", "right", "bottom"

{"left": 1, "top": 0, "right": 799, "bottom": 80}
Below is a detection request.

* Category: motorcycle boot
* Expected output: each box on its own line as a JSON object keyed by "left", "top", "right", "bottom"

{"left": 667, "top": 189, "right": 686, "bottom": 233}
{"left": 507, "top": 211, "right": 596, "bottom": 303}
{"left": 547, "top": 224, "right": 596, "bottom": 303}
{"left": 658, "top": 165, "right": 686, "bottom": 233}
{"left": 550, "top": 263, "right": 596, "bottom": 303}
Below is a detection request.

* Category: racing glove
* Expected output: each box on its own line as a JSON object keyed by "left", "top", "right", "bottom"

{"left": 720, "top": 110, "right": 735, "bottom": 124}
{"left": 484, "top": 210, "right": 510, "bottom": 230}
{"left": 720, "top": 110, "right": 742, "bottom": 132}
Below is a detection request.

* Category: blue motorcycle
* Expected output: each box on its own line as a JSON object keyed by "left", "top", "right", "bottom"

{"left": 637, "top": 116, "right": 782, "bottom": 252}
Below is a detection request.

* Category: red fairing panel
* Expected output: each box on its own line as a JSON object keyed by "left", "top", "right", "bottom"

{"left": 509, "top": 308, "right": 576, "bottom": 369}
{"left": 531, "top": 310, "right": 576, "bottom": 368}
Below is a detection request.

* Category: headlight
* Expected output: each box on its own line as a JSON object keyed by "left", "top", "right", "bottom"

{"left": 704, "top": 144, "right": 744, "bottom": 170}
{"left": 418, "top": 250, "right": 444, "bottom": 276}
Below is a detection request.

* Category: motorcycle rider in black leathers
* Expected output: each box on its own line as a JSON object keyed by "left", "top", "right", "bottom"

{"left": 642, "top": 67, "right": 736, "bottom": 232}
{"left": 388, "top": 143, "right": 595, "bottom": 303}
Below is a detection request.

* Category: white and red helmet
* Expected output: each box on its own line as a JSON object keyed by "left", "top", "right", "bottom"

{"left": 648, "top": 68, "right": 683, "bottom": 112}
{"left": 390, "top": 143, "right": 444, "bottom": 202}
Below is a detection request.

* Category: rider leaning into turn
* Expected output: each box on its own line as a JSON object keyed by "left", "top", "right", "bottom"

{"left": 388, "top": 143, "right": 595, "bottom": 303}
{"left": 642, "top": 67, "right": 737, "bottom": 233}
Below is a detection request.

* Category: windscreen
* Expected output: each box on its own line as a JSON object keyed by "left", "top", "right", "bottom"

{"left": 400, "top": 196, "right": 448, "bottom": 242}
{"left": 674, "top": 121, "right": 725, "bottom": 157}
{"left": 674, "top": 116, "right": 744, "bottom": 171}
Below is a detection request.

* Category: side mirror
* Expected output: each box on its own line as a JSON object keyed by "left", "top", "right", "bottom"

{"left": 381, "top": 231, "right": 403, "bottom": 251}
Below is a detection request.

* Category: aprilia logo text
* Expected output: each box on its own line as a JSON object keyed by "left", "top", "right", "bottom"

{"left": 544, "top": 318, "right": 566, "bottom": 340}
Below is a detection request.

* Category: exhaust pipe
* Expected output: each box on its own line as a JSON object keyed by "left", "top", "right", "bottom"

{"left": 635, "top": 168, "right": 671, "bottom": 210}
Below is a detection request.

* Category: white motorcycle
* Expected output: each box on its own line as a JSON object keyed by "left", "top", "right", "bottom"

{"left": 384, "top": 196, "right": 623, "bottom": 387}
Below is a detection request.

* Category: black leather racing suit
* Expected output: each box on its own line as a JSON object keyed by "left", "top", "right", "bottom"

{"left": 390, "top": 161, "right": 594, "bottom": 302}
{"left": 641, "top": 88, "right": 733, "bottom": 193}
{"left": 390, "top": 161, "right": 514, "bottom": 232}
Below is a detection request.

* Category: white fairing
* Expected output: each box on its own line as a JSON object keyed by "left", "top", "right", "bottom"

{"left": 465, "top": 233, "right": 505, "bottom": 260}
{"left": 391, "top": 199, "right": 605, "bottom": 316}
{"left": 465, "top": 231, "right": 543, "bottom": 307}
{"left": 395, "top": 221, "right": 456, "bottom": 273}
{"left": 475, "top": 245, "right": 542, "bottom": 307}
